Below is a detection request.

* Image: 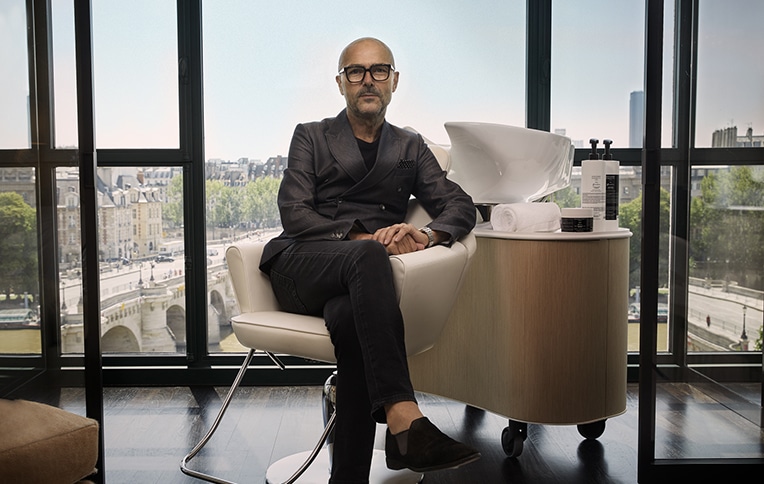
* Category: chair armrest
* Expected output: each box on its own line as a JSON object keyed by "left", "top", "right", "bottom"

{"left": 226, "top": 242, "right": 280, "bottom": 314}
{"left": 390, "top": 232, "right": 476, "bottom": 356}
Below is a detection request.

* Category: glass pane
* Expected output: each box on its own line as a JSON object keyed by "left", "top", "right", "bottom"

{"left": 57, "top": 166, "right": 186, "bottom": 354}
{"left": 695, "top": 0, "right": 764, "bottom": 148}
{"left": 202, "top": 0, "right": 526, "bottom": 353}
{"left": 656, "top": 160, "right": 764, "bottom": 459}
{"left": 57, "top": 167, "right": 83, "bottom": 352}
{"left": 551, "top": 0, "right": 675, "bottom": 149}
{"left": 0, "top": 169, "right": 40, "bottom": 354}
{"left": 51, "top": 0, "right": 78, "bottom": 149}
{"left": 557, "top": 164, "right": 673, "bottom": 353}
{"left": 91, "top": 0, "right": 179, "bottom": 149}
{"left": 0, "top": 0, "right": 31, "bottom": 150}
{"left": 202, "top": 0, "right": 525, "bottom": 161}
{"left": 688, "top": 164, "right": 764, "bottom": 354}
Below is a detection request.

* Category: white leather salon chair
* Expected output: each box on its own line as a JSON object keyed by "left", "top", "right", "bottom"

{"left": 180, "top": 213, "right": 475, "bottom": 483}
{"left": 180, "top": 132, "right": 476, "bottom": 484}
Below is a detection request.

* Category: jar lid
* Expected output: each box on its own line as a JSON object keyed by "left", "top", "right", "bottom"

{"left": 561, "top": 207, "right": 594, "bottom": 218}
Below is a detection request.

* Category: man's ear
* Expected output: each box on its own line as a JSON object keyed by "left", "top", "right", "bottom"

{"left": 392, "top": 71, "right": 399, "bottom": 92}
{"left": 336, "top": 75, "right": 344, "bottom": 95}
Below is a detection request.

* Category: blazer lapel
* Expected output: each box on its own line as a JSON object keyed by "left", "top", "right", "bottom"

{"left": 342, "top": 122, "right": 401, "bottom": 197}
{"left": 369, "top": 123, "right": 400, "bottom": 180}
{"left": 325, "top": 110, "right": 368, "bottom": 184}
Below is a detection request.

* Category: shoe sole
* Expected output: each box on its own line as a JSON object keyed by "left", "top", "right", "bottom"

{"left": 386, "top": 452, "right": 481, "bottom": 473}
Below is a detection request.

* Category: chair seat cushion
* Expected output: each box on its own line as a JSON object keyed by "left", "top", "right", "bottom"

{"left": 232, "top": 311, "right": 337, "bottom": 363}
{"left": 0, "top": 398, "right": 99, "bottom": 484}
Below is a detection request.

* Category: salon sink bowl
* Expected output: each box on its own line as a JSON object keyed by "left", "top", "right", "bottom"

{"left": 445, "top": 122, "right": 575, "bottom": 204}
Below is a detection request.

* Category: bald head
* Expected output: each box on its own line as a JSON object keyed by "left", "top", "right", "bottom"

{"left": 338, "top": 37, "right": 396, "bottom": 71}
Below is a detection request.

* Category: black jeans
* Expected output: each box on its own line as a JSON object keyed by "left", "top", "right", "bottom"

{"left": 268, "top": 239, "right": 416, "bottom": 483}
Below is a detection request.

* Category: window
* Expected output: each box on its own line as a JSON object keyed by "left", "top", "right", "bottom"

{"left": 201, "top": 0, "right": 527, "bottom": 353}
{"left": 0, "top": 172, "right": 40, "bottom": 355}
{"left": 57, "top": 166, "right": 187, "bottom": 355}
{"left": 0, "top": 0, "right": 31, "bottom": 150}
{"left": 695, "top": 0, "right": 764, "bottom": 148}
{"left": 551, "top": 0, "right": 675, "bottom": 148}
{"left": 91, "top": 0, "right": 179, "bottom": 149}
{"left": 687, "top": 164, "right": 764, "bottom": 353}
{"left": 201, "top": 0, "right": 526, "bottom": 161}
{"left": 51, "top": 0, "right": 78, "bottom": 149}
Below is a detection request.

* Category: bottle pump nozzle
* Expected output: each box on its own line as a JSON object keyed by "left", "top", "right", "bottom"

{"left": 589, "top": 138, "right": 599, "bottom": 159}
{"left": 603, "top": 139, "right": 613, "bottom": 160}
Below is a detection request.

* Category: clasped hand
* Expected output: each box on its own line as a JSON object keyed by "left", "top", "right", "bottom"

{"left": 349, "top": 223, "right": 428, "bottom": 255}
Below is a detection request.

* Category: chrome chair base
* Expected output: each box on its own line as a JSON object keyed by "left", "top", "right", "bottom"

{"left": 181, "top": 350, "right": 422, "bottom": 484}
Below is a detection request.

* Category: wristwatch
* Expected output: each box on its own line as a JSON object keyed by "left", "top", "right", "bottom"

{"left": 419, "top": 226, "right": 435, "bottom": 248}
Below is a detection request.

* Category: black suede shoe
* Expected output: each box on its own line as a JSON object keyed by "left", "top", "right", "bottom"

{"left": 385, "top": 417, "right": 481, "bottom": 473}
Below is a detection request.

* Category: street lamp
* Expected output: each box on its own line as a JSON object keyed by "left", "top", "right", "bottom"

{"left": 61, "top": 281, "right": 67, "bottom": 311}
{"left": 741, "top": 305, "right": 748, "bottom": 341}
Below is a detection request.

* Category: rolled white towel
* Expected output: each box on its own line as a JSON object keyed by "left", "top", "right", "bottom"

{"left": 490, "top": 202, "right": 561, "bottom": 233}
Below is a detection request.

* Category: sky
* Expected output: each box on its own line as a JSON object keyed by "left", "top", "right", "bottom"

{"left": 1, "top": 0, "right": 763, "bottom": 159}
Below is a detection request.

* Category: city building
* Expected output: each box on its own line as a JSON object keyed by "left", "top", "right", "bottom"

{"left": 629, "top": 90, "right": 644, "bottom": 148}
{"left": 712, "top": 125, "right": 764, "bottom": 148}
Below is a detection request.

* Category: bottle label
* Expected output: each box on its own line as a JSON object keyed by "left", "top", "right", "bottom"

{"left": 605, "top": 174, "right": 619, "bottom": 220}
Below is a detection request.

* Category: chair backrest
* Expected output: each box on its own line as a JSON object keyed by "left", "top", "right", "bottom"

{"left": 226, "top": 242, "right": 277, "bottom": 315}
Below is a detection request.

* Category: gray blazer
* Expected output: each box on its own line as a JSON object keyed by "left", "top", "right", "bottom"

{"left": 260, "top": 109, "right": 475, "bottom": 272}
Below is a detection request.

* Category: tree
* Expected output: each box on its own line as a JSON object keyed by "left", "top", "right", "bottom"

{"left": 689, "top": 166, "right": 764, "bottom": 290}
{"left": 206, "top": 180, "right": 227, "bottom": 240}
{"left": 0, "top": 193, "right": 38, "bottom": 305}
{"left": 243, "top": 177, "right": 281, "bottom": 228}
{"left": 164, "top": 174, "right": 184, "bottom": 228}
{"left": 688, "top": 173, "right": 720, "bottom": 274}
{"left": 619, "top": 188, "right": 672, "bottom": 291}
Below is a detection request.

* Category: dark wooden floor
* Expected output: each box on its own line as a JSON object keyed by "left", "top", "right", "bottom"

{"left": 43, "top": 382, "right": 763, "bottom": 483}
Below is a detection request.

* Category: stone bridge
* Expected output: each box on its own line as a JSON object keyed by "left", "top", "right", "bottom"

{"left": 60, "top": 261, "right": 236, "bottom": 354}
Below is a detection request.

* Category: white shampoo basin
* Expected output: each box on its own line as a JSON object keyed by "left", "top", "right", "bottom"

{"left": 445, "top": 122, "right": 575, "bottom": 204}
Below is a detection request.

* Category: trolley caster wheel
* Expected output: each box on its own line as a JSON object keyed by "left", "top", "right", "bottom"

{"left": 502, "top": 420, "right": 527, "bottom": 458}
{"left": 577, "top": 419, "right": 606, "bottom": 440}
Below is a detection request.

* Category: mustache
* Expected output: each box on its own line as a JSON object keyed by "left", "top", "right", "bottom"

{"left": 358, "top": 87, "right": 380, "bottom": 96}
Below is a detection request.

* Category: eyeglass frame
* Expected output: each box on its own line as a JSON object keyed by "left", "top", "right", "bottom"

{"left": 338, "top": 63, "right": 395, "bottom": 83}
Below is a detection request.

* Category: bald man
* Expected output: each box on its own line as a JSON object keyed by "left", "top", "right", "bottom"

{"left": 260, "top": 37, "right": 479, "bottom": 483}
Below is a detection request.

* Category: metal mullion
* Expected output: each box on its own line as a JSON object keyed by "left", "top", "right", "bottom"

{"left": 688, "top": 147, "right": 764, "bottom": 164}
{"left": 526, "top": 0, "right": 551, "bottom": 131}
{"left": 637, "top": 0, "right": 665, "bottom": 479}
{"left": 177, "top": 0, "right": 209, "bottom": 368}
{"left": 30, "top": 0, "right": 67, "bottom": 376}
{"left": 0, "top": 150, "right": 39, "bottom": 165}
{"left": 666, "top": 0, "right": 696, "bottom": 369}
{"left": 25, "top": 0, "right": 40, "bottom": 153}
{"left": 73, "top": 1, "right": 104, "bottom": 481}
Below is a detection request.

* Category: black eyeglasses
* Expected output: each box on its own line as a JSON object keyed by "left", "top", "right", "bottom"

{"left": 339, "top": 64, "right": 394, "bottom": 83}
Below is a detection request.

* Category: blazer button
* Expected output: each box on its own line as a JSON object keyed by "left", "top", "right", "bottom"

{"left": 379, "top": 204, "right": 386, "bottom": 211}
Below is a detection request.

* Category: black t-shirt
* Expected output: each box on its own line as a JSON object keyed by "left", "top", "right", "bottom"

{"left": 356, "top": 137, "right": 380, "bottom": 172}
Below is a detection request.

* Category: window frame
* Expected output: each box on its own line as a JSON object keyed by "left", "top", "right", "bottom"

{"left": 1, "top": 0, "right": 760, "bottom": 389}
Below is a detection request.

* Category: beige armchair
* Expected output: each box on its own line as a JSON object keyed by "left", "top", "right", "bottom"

{"left": 181, "top": 202, "right": 476, "bottom": 484}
